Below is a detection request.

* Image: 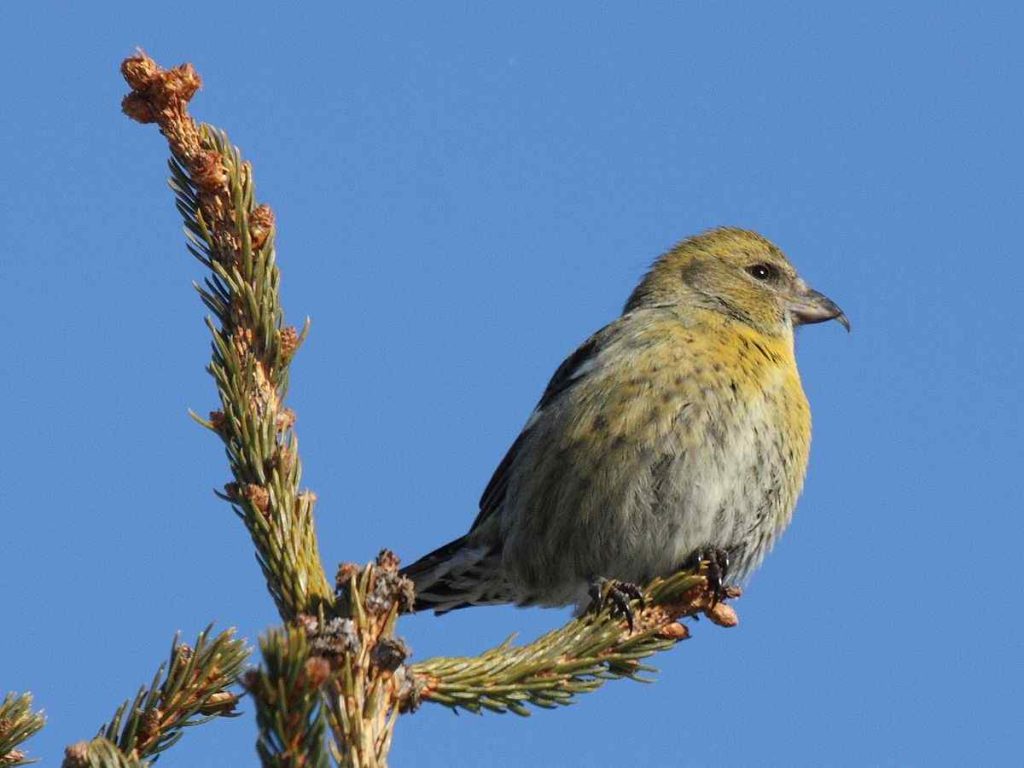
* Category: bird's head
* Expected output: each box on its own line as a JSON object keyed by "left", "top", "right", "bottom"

{"left": 625, "top": 227, "right": 849, "bottom": 337}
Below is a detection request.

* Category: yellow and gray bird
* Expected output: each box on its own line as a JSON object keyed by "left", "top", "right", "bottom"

{"left": 404, "top": 227, "right": 847, "bottom": 616}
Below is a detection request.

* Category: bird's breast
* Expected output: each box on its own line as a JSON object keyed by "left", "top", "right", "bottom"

{"left": 499, "top": 315, "right": 813, "bottom": 596}
{"left": 665, "top": 325, "right": 811, "bottom": 577}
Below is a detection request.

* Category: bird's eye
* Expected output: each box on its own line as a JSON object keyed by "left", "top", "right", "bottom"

{"left": 746, "top": 263, "right": 778, "bottom": 281}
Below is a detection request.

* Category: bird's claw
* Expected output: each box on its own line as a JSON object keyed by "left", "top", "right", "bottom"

{"left": 588, "top": 578, "right": 645, "bottom": 632}
{"left": 686, "top": 547, "right": 734, "bottom": 605}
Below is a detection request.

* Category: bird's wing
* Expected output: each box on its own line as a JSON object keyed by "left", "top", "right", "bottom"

{"left": 470, "top": 321, "right": 620, "bottom": 532}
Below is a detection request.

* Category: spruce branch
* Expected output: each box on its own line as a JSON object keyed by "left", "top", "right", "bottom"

{"left": 120, "top": 50, "right": 332, "bottom": 622}
{"left": 244, "top": 627, "right": 331, "bottom": 768}
{"left": 0, "top": 692, "right": 45, "bottom": 767}
{"left": 63, "top": 626, "right": 247, "bottom": 766}
{"left": 315, "top": 552, "right": 418, "bottom": 768}
{"left": 413, "top": 567, "right": 739, "bottom": 716}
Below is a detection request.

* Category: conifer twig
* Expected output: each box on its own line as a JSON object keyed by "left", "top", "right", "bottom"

{"left": 245, "top": 627, "right": 332, "bottom": 768}
{"left": 412, "top": 567, "right": 739, "bottom": 715}
{"left": 63, "top": 626, "right": 248, "bottom": 767}
{"left": 0, "top": 692, "right": 46, "bottom": 767}
{"left": 316, "top": 552, "right": 418, "bottom": 768}
{"left": 119, "top": 50, "right": 332, "bottom": 621}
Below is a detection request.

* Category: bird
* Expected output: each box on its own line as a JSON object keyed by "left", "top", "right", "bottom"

{"left": 403, "top": 227, "right": 847, "bottom": 618}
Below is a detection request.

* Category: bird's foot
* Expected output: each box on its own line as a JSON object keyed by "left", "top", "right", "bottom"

{"left": 587, "top": 577, "right": 645, "bottom": 632}
{"left": 685, "top": 547, "right": 735, "bottom": 605}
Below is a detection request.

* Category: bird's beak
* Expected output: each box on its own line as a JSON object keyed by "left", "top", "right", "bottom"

{"left": 789, "top": 283, "right": 850, "bottom": 332}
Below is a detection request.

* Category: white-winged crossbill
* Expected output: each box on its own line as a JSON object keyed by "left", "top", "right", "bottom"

{"left": 404, "top": 227, "right": 847, "bottom": 614}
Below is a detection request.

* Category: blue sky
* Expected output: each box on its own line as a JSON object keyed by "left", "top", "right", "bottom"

{"left": 2, "top": 2, "right": 1022, "bottom": 766}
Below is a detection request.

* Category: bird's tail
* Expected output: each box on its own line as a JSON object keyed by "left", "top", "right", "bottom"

{"left": 401, "top": 535, "right": 511, "bottom": 614}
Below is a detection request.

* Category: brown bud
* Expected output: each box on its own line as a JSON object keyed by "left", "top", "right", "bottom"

{"left": 163, "top": 63, "right": 202, "bottom": 102}
{"left": 63, "top": 741, "right": 90, "bottom": 768}
{"left": 372, "top": 637, "right": 410, "bottom": 672}
{"left": 657, "top": 622, "right": 690, "bottom": 640}
{"left": 335, "top": 562, "right": 358, "bottom": 591}
{"left": 121, "top": 93, "right": 157, "bottom": 124}
{"left": 209, "top": 410, "right": 227, "bottom": 433}
{"left": 3, "top": 750, "right": 26, "bottom": 765}
{"left": 191, "top": 150, "right": 227, "bottom": 191}
{"left": 198, "top": 691, "right": 239, "bottom": 716}
{"left": 376, "top": 549, "right": 401, "bottom": 571}
{"left": 249, "top": 204, "right": 275, "bottom": 249}
{"left": 244, "top": 484, "right": 270, "bottom": 514}
{"left": 137, "top": 708, "right": 163, "bottom": 743}
{"left": 304, "top": 656, "right": 332, "bottom": 687}
{"left": 121, "top": 53, "right": 159, "bottom": 90}
{"left": 278, "top": 326, "right": 300, "bottom": 360}
{"left": 704, "top": 602, "right": 739, "bottom": 627}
